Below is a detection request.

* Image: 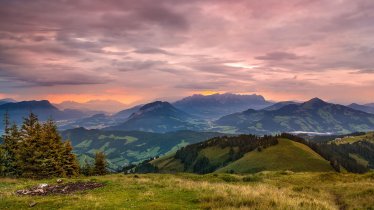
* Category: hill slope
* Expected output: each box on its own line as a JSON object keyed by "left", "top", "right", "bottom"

{"left": 216, "top": 98, "right": 374, "bottom": 134}
{"left": 147, "top": 135, "right": 334, "bottom": 174}
{"left": 61, "top": 128, "right": 224, "bottom": 170}
{"left": 216, "top": 138, "right": 333, "bottom": 173}
{"left": 348, "top": 103, "right": 374, "bottom": 114}
{"left": 262, "top": 101, "right": 299, "bottom": 111}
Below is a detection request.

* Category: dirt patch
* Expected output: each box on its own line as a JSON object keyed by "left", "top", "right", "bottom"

{"left": 16, "top": 182, "right": 105, "bottom": 196}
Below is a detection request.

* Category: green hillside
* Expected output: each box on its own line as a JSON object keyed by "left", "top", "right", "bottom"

{"left": 152, "top": 138, "right": 334, "bottom": 174}
{"left": 61, "top": 128, "right": 225, "bottom": 170}
{"left": 150, "top": 154, "right": 184, "bottom": 173}
{"left": 148, "top": 135, "right": 334, "bottom": 173}
{"left": 329, "top": 132, "right": 374, "bottom": 144}
{"left": 216, "top": 138, "right": 334, "bottom": 173}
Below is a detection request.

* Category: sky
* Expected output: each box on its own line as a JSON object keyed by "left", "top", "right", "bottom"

{"left": 1, "top": 0, "right": 374, "bottom": 106}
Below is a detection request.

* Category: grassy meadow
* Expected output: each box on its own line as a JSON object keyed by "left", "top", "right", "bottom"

{"left": 217, "top": 138, "right": 334, "bottom": 173}
{"left": 1, "top": 172, "right": 373, "bottom": 210}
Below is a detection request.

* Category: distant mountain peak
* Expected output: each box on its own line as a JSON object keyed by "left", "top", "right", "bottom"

{"left": 139, "top": 101, "right": 172, "bottom": 111}
{"left": 302, "top": 97, "right": 326, "bottom": 105}
{"left": 128, "top": 101, "right": 182, "bottom": 120}
{"left": 0, "top": 100, "right": 57, "bottom": 109}
{"left": 0, "top": 98, "right": 17, "bottom": 105}
{"left": 0, "top": 98, "right": 16, "bottom": 102}
{"left": 307, "top": 97, "right": 325, "bottom": 103}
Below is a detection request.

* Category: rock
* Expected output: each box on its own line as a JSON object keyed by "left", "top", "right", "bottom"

{"left": 38, "top": 183, "right": 48, "bottom": 188}
{"left": 56, "top": 179, "right": 63, "bottom": 184}
{"left": 34, "top": 188, "right": 44, "bottom": 194}
{"left": 29, "top": 202, "right": 37, "bottom": 207}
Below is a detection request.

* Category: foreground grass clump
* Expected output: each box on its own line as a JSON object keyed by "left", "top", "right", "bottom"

{"left": 0, "top": 172, "right": 373, "bottom": 209}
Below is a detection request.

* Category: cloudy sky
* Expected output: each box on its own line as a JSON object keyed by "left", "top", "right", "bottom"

{"left": 1, "top": 0, "right": 374, "bottom": 105}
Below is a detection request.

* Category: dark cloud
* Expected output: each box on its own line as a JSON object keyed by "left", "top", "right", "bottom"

{"left": 134, "top": 47, "right": 175, "bottom": 55}
{"left": 255, "top": 52, "right": 304, "bottom": 61}
{"left": 175, "top": 81, "right": 228, "bottom": 90}
{"left": 114, "top": 60, "right": 168, "bottom": 71}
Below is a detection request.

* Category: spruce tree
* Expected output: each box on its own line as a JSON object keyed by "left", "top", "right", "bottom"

{"left": 81, "top": 160, "right": 94, "bottom": 176}
{"left": 1, "top": 112, "right": 20, "bottom": 177}
{"left": 61, "top": 141, "right": 79, "bottom": 177}
{"left": 1, "top": 112, "right": 80, "bottom": 178}
{"left": 18, "top": 112, "right": 42, "bottom": 178}
{"left": 94, "top": 151, "right": 108, "bottom": 175}
{"left": 38, "top": 119, "right": 65, "bottom": 177}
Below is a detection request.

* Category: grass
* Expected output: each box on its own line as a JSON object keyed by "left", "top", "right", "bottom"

{"left": 199, "top": 146, "right": 231, "bottom": 165}
{"left": 349, "top": 153, "right": 369, "bottom": 167}
{"left": 217, "top": 138, "right": 334, "bottom": 173}
{"left": 1, "top": 172, "right": 373, "bottom": 209}
{"left": 331, "top": 132, "right": 374, "bottom": 144}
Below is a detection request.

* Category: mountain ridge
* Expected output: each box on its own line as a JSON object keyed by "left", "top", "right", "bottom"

{"left": 216, "top": 97, "right": 374, "bottom": 134}
{"left": 173, "top": 93, "right": 272, "bottom": 119}
{"left": 106, "top": 101, "right": 204, "bottom": 133}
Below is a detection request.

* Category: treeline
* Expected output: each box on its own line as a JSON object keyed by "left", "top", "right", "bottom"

{"left": 0, "top": 113, "right": 79, "bottom": 178}
{"left": 279, "top": 133, "right": 370, "bottom": 173}
{"left": 0, "top": 113, "right": 109, "bottom": 178}
{"left": 303, "top": 132, "right": 366, "bottom": 143}
{"left": 127, "top": 156, "right": 160, "bottom": 174}
{"left": 175, "top": 135, "right": 278, "bottom": 174}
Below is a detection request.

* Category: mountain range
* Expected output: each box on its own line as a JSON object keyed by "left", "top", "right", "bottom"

{"left": 0, "top": 98, "right": 17, "bottom": 105}
{"left": 173, "top": 93, "right": 272, "bottom": 119}
{"left": 0, "top": 100, "right": 88, "bottom": 121}
{"left": 55, "top": 100, "right": 127, "bottom": 113}
{"left": 106, "top": 101, "right": 207, "bottom": 133}
{"left": 216, "top": 98, "right": 374, "bottom": 134}
{"left": 348, "top": 103, "right": 374, "bottom": 114}
{"left": 0, "top": 100, "right": 94, "bottom": 132}
{"left": 2, "top": 95, "right": 374, "bottom": 135}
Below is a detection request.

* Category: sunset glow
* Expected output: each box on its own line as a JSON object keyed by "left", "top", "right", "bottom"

{"left": 1, "top": 0, "right": 374, "bottom": 106}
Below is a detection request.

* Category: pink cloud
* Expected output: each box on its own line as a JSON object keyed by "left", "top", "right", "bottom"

{"left": 0, "top": 0, "right": 373, "bottom": 104}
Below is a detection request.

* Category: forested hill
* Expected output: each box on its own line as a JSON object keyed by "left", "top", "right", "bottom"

{"left": 133, "top": 133, "right": 373, "bottom": 174}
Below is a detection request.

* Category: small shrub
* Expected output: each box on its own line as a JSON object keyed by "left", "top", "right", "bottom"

{"left": 227, "top": 169, "right": 235, "bottom": 174}
{"left": 220, "top": 174, "right": 240, "bottom": 182}
{"left": 242, "top": 175, "right": 262, "bottom": 182}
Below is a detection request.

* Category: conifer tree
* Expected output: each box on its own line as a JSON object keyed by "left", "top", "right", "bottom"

{"left": 1, "top": 112, "right": 20, "bottom": 177}
{"left": 81, "top": 160, "right": 94, "bottom": 176}
{"left": 94, "top": 151, "right": 108, "bottom": 175}
{"left": 1, "top": 112, "right": 80, "bottom": 178}
{"left": 18, "top": 112, "right": 42, "bottom": 178}
{"left": 38, "top": 119, "right": 65, "bottom": 177}
{"left": 61, "top": 141, "right": 80, "bottom": 177}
